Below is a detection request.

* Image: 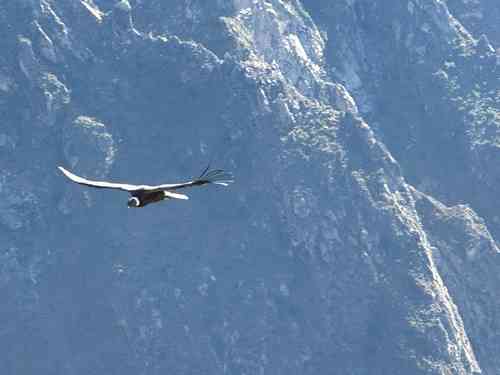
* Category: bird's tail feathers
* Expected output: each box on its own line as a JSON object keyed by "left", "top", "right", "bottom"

{"left": 196, "top": 165, "right": 234, "bottom": 186}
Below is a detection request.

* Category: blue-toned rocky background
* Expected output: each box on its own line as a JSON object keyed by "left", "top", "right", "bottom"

{"left": 1, "top": 0, "right": 499, "bottom": 374}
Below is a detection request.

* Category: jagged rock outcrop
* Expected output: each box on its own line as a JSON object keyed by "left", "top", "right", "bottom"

{"left": 446, "top": 0, "right": 500, "bottom": 46}
{"left": 0, "top": 1, "right": 498, "bottom": 374}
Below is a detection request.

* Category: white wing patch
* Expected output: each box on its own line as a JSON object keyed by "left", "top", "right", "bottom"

{"left": 58, "top": 166, "right": 141, "bottom": 191}
{"left": 163, "top": 191, "right": 189, "bottom": 200}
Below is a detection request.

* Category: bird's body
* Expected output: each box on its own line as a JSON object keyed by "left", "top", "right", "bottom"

{"left": 131, "top": 190, "right": 168, "bottom": 208}
{"left": 58, "top": 165, "right": 233, "bottom": 208}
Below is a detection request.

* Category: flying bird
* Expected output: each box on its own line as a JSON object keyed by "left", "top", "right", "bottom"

{"left": 58, "top": 165, "right": 234, "bottom": 208}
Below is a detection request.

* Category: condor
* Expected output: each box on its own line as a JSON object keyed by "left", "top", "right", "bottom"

{"left": 58, "top": 165, "right": 233, "bottom": 208}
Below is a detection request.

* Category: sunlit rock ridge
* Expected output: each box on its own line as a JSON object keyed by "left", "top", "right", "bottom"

{"left": 0, "top": 0, "right": 499, "bottom": 374}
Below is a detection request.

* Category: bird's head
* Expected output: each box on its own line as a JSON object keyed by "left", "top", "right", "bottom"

{"left": 127, "top": 197, "right": 140, "bottom": 208}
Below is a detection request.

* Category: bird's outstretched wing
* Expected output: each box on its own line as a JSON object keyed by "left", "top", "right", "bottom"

{"left": 148, "top": 166, "right": 235, "bottom": 191}
{"left": 58, "top": 166, "right": 145, "bottom": 192}
{"left": 58, "top": 165, "right": 234, "bottom": 193}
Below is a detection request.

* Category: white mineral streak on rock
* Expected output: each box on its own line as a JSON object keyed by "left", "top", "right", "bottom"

{"left": 476, "top": 34, "right": 495, "bottom": 54}
{"left": 35, "top": 21, "right": 57, "bottom": 63}
{"left": 112, "top": 0, "right": 141, "bottom": 38}
{"left": 426, "top": 263, "right": 481, "bottom": 373}
{"left": 41, "top": 0, "right": 72, "bottom": 49}
{"left": 332, "top": 83, "right": 359, "bottom": 114}
{"left": 286, "top": 34, "right": 309, "bottom": 63}
{"left": 431, "top": 0, "right": 460, "bottom": 37}
{"left": 379, "top": 184, "right": 481, "bottom": 373}
{"left": 257, "top": 87, "right": 271, "bottom": 112}
{"left": 80, "top": 0, "right": 104, "bottom": 22}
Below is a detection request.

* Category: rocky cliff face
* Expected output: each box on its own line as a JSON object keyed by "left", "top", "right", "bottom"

{"left": 0, "top": 1, "right": 499, "bottom": 374}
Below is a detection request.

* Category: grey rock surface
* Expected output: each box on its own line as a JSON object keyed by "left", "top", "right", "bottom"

{"left": 0, "top": 1, "right": 499, "bottom": 374}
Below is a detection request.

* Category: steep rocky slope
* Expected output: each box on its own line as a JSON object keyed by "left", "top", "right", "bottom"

{"left": 0, "top": 1, "right": 499, "bottom": 374}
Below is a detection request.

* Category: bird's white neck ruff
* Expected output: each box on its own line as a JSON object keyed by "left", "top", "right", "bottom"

{"left": 128, "top": 197, "right": 140, "bottom": 207}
